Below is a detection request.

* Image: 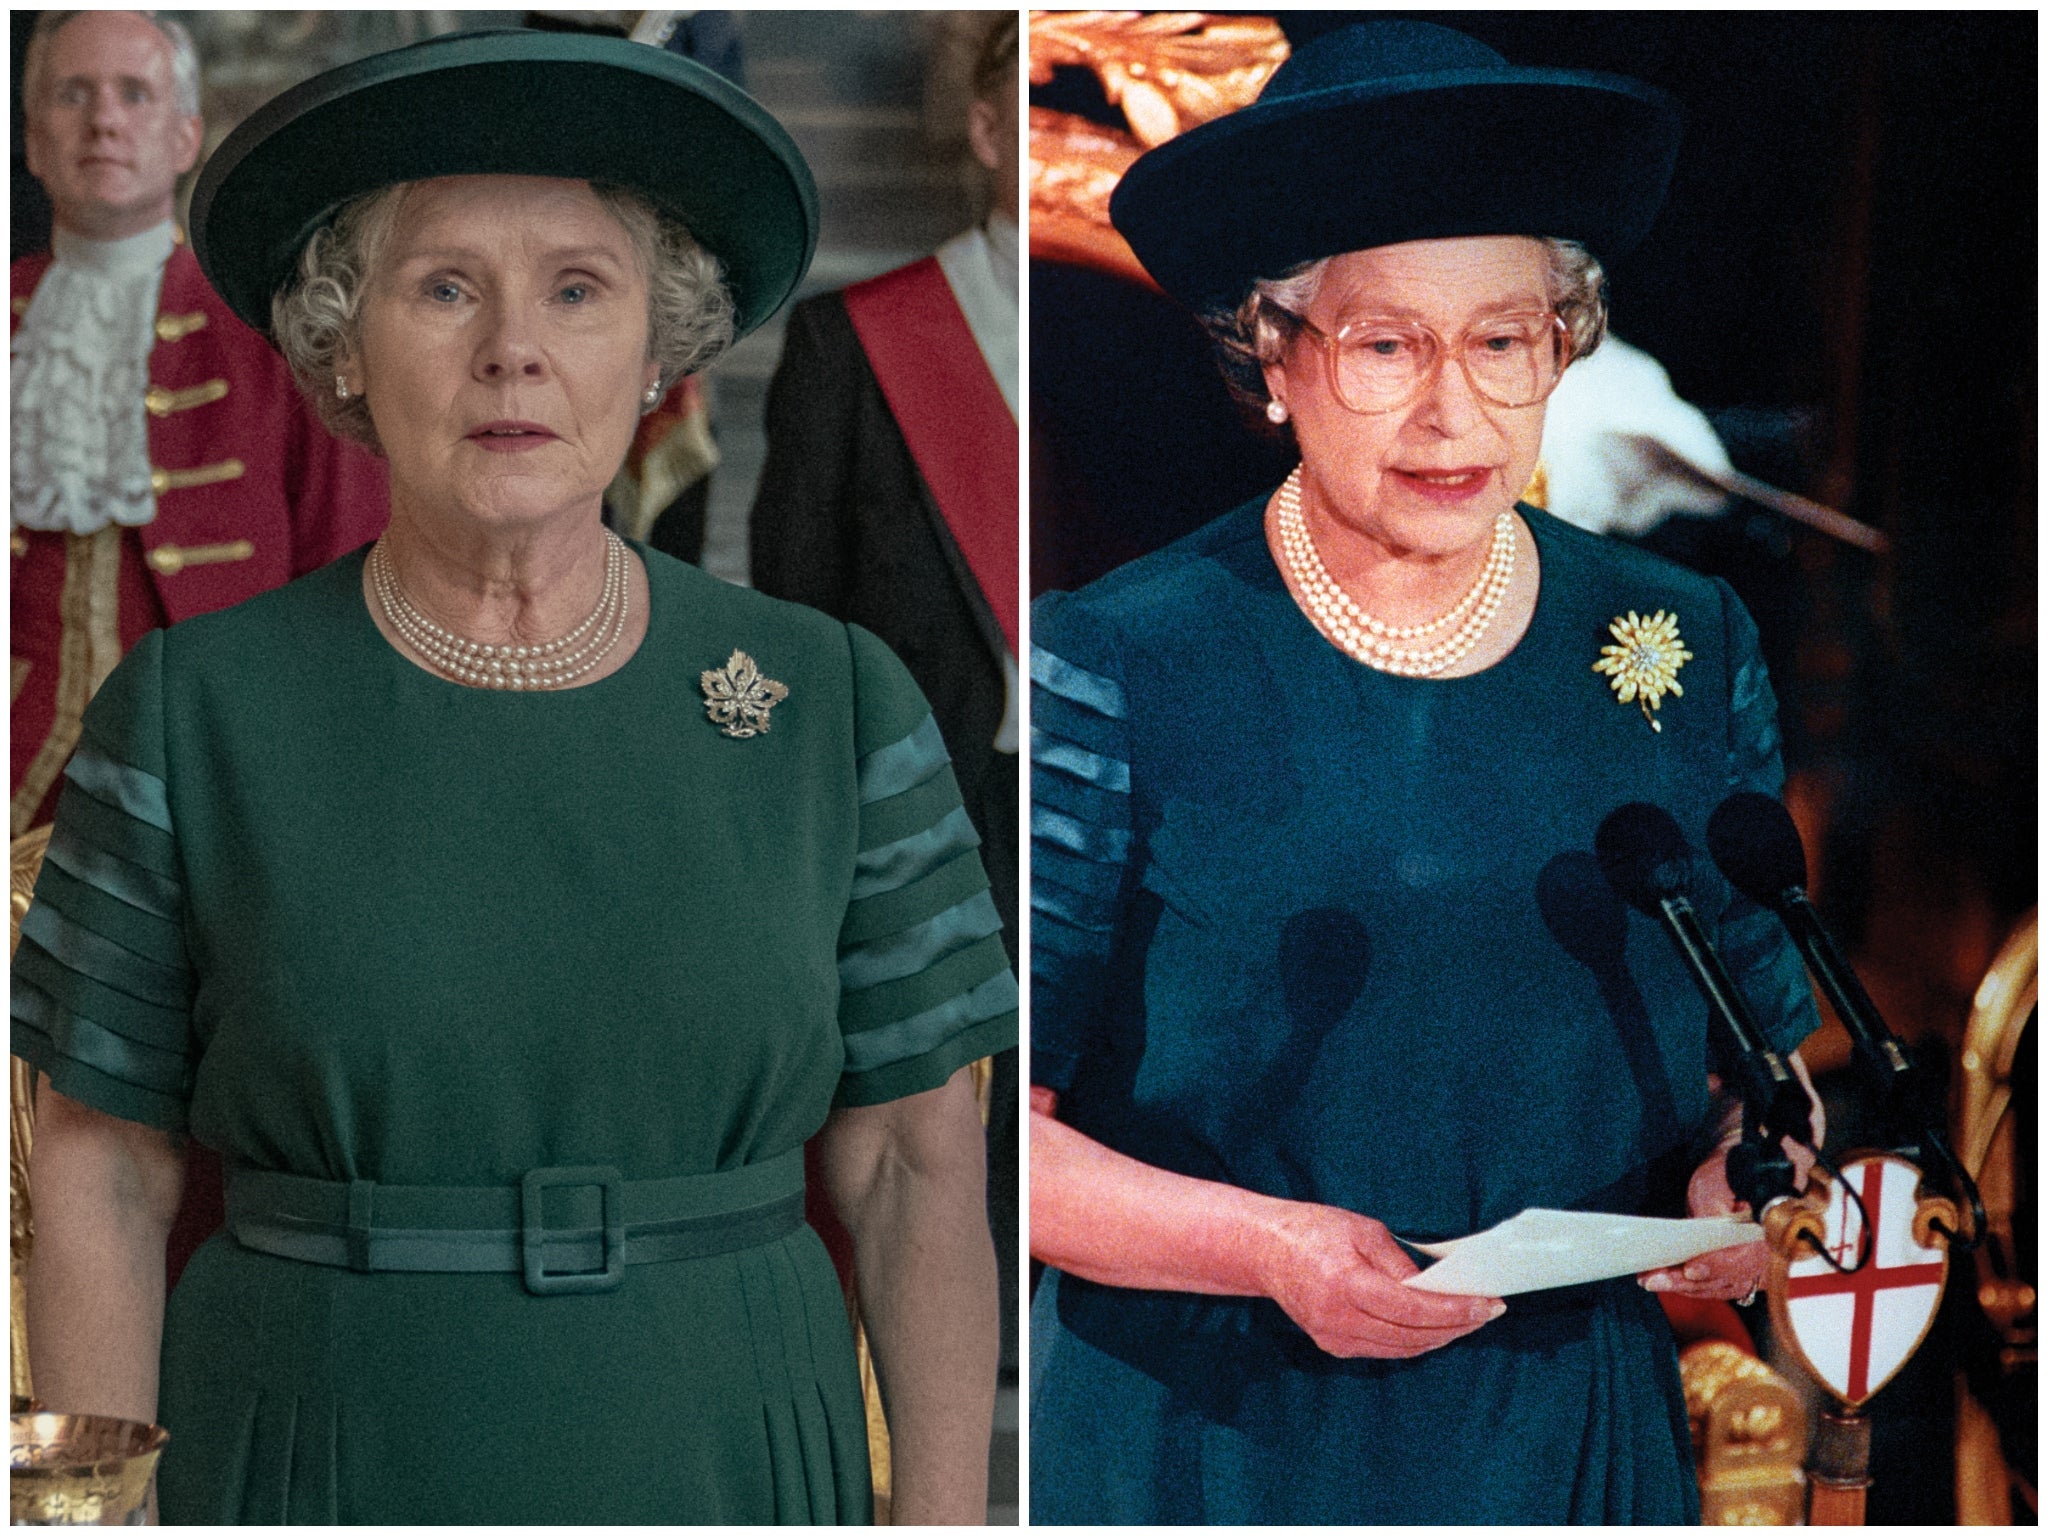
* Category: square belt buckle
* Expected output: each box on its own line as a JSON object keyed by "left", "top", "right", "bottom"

{"left": 521, "top": 1165, "right": 625, "bottom": 1295}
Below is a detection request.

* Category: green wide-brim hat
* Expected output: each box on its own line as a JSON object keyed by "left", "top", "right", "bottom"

{"left": 191, "top": 29, "right": 818, "bottom": 341}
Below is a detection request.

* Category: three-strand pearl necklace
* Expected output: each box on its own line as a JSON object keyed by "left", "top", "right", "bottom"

{"left": 1275, "top": 467, "right": 1516, "bottom": 677}
{"left": 370, "top": 531, "right": 630, "bottom": 690}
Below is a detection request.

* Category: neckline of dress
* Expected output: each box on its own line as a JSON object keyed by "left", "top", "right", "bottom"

{"left": 351, "top": 536, "right": 660, "bottom": 702}
{"left": 1266, "top": 498, "right": 1555, "bottom": 687}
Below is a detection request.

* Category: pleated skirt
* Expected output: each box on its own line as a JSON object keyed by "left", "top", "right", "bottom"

{"left": 156, "top": 1225, "right": 871, "bottom": 1524}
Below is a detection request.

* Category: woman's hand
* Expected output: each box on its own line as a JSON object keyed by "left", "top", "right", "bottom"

{"left": 1258, "top": 1201, "right": 1505, "bottom": 1358}
{"left": 1032, "top": 1088, "right": 1501, "bottom": 1359}
{"left": 1640, "top": 1050, "right": 1824, "bottom": 1301}
{"left": 1638, "top": 1143, "right": 1771, "bottom": 1300}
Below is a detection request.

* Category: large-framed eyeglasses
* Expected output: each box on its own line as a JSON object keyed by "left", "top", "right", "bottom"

{"left": 1271, "top": 306, "right": 1572, "bottom": 415}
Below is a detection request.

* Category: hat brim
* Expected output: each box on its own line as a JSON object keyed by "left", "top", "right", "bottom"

{"left": 1109, "top": 68, "right": 1681, "bottom": 314}
{"left": 191, "top": 29, "right": 818, "bottom": 341}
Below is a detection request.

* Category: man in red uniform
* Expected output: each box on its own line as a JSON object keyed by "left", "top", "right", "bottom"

{"left": 11, "top": 10, "right": 388, "bottom": 838}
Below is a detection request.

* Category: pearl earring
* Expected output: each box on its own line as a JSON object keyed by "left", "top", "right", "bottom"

{"left": 1266, "top": 398, "right": 1288, "bottom": 424}
{"left": 643, "top": 384, "right": 661, "bottom": 406}
{"left": 336, "top": 376, "right": 350, "bottom": 400}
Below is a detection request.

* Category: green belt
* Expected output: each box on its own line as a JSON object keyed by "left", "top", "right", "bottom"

{"left": 225, "top": 1147, "right": 806, "bottom": 1296}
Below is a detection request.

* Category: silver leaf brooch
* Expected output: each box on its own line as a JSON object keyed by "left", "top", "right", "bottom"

{"left": 1592, "top": 609, "right": 1692, "bottom": 732}
{"left": 701, "top": 649, "right": 788, "bottom": 738}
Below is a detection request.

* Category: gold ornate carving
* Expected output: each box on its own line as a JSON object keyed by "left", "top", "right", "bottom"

{"left": 9, "top": 531, "right": 26, "bottom": 558}
{"left": 145, "top": 539, "right": 256, "bottom": 576}
{"left": 700, "top": 651, "right": 788, "bottom": 739}
{"left": 13, "top": 824, "right": 53, "bottom": 1410}
{"left": 1680, "top": 1340, "right": 1807, "bottom": 1525}
{"left": 11, "top": 528, "right": 123, "bottom": 838}
{"left": 1953, "top": 910, "right": 2036, "bottom": 1522}
{"left": 1027, "top": 12, "right": 1287, "bottom": 285}
{"left": 152, "top": 310, "right": 208, "bottom": 343}
{"left": 149, "top": 459, "right": 246, "bottom": 496}
{"left": 144, "top": 378, "right": 230, "bottom": 417}
{"left": 1028, "top": 12, "right": 1288, "bottom": 147}
{"left": 10, "top": 1413, "right": 169, "bottom": 1523}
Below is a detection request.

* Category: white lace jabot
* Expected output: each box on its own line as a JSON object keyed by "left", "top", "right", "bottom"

{"left": 11, "top": 222, "right": 177, "bottom": 535}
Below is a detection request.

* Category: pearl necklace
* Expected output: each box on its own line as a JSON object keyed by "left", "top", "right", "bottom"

{"left": 1275, "top": 467, "right": 1516, "bottom": 677}
{"left": 370, "top": 531, "right": 630, "bottom": 690}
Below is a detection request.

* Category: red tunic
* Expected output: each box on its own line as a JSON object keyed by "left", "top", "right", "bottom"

{"left": 10, "top": 241, "right": 390, "bottom": 834}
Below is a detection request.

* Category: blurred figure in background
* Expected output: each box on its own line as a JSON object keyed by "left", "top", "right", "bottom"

{"left": 12, "top": 9, "right": 388, "bottom": 840}
{"left": 749, "top": 11, "right": 1020, "bottom": 1375}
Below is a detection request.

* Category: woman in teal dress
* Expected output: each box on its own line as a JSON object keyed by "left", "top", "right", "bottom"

{"left": 1029, "top": 22, "right": 1820, "bottom": 1523}
{"left": 12, "top": 32, "right": 1012, "bottom": 1524}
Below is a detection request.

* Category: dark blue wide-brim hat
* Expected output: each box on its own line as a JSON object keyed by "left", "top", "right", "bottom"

{"left": 191, "top": 29, "right": 818, "bottom": 342}
{"left": 1109, "top": 21, "right": 1682, "bottom": 315}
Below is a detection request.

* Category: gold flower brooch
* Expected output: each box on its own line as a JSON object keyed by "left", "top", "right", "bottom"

{"left": 701, "top": 650, "right": 788, "bottom": 738}
{"left": 1593, "top": 610, "right": 1692, "bottom": 732}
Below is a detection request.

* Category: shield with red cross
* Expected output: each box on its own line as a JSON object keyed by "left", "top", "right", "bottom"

{"left": 1768, "top": 1152, "right": 1949, "bottom": 1408}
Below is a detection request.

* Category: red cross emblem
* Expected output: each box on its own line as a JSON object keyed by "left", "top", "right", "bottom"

{"left": 1778, "top": 1154, "right": 1947, "bottom": 1406}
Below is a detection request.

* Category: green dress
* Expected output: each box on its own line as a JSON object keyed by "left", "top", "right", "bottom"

{"left": 11, "top": 545, "right": 1016, "bottom": 1524}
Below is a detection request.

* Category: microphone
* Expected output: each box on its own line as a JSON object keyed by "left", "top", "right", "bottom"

{"left": 1594, "top": 803, "right": 1812, "bottom": 1207}
{"left": 1705, "top": 792, "right": 1915, "bottom": 1100}
{"left": 1707, "top": 792, "right": 1983, "bottom": 1244}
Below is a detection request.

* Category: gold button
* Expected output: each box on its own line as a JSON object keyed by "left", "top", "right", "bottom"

{"left": 154, "top": 311, "right": 208, "bottom": 343}
{"left": 146, "top": 540, "right": 255, "bottom": 576}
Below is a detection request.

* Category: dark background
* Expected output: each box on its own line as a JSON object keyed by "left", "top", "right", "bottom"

{"left": 1031, "top": 10, "right": 2035, "bottom": 1523}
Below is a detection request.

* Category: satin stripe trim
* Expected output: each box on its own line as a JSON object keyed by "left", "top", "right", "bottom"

{"left": 1033, "top": 845, "right": 1126, "bottom": 900}
{"left": 1032, "top": 803, "right": 1133, "bottom": 863}
{"left": 1031, "top": 765, "right": 1122, "bottom": 825}
{"left": 17, "top": 900, "right": 191, "bottom": 1005}
{"left": 12, "top": 979, "right": 194, "bottom": 1094}
{"left": 840, "top": 847, "right": 989, "bottom": 946}
{"left": 1030, "top": 644, "right": 1126, "bottom": 720}
{"left": 841, "top": 969, "right": 1017, "bottom": 1072}
{"left": 851, "top": 805, "right": 979, "bottom": 900}
{"left": 857, "top": 769, "right": 962, "bottom": 852}
{"left": 43, "top": 822, "right": 181, "bottom": 920}
{"left": 1030, "top": 911, "right": 1116, "bottom": 962}
{"left": 838, "top": 934, "right": 1007, "bottom": 1031}
{"left": 856, "top": 713, "right": 948, "bottom": 804}
{"left": 12, "top": 941, "right": 189, "bottom": 1039}
{"left": 838, "top": 889, "right": 1002, "bottom": 992}
{"left": 1030, "top": 878, "right": 1120, "bottom": 934}
{"left": 63, "top": 743, "right": 171, "bottom": 832}
{"left": 1031, "top": 729, "right": 1131, "bottom": 793}
{"left": 45, "top": 784, "right": 178, "bottom": 880}
{"left": 28, "top": 863, "right": 185, "bottom": 968}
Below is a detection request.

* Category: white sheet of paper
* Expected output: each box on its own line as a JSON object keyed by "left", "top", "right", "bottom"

{"left": 1401, "top": 1209, "right": 1761, "bottom": 1296}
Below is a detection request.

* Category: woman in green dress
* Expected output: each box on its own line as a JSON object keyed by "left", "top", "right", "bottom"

{"left": 1029, "top": 21, "right": 1821, "bottom": 1522}
{"left": 12, "top": 31, "right": 1013, "bottom": 1524}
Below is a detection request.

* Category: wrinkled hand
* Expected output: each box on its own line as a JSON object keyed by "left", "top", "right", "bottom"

{"left": 1260, "top": 1202, "right": 1504, "bottom": 1358}
{"left": 1637, "top": 1140, "right": 1811, "bottom": 1301}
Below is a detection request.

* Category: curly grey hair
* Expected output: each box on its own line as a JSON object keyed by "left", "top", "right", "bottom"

{"left": 1201, "top": 237, "right": 1608, "bottom": 430}
{"left": 271, "top": 181, "right": 736, "bottom": 452}
{"left": 25, "top": 11, "right": 202, "bottom": 117}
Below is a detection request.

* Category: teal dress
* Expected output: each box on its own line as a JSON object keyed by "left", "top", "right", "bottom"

{"left": 1029, "top": 500, "right": 1817, "bottom": 1524}
{"left": 12, "top": 545, "right": 1016, "bottom": 1524}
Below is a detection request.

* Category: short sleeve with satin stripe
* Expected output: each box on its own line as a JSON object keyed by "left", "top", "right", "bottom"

{"left": 11, "top": 629, "right": 199, "bottom": 1131}
{"left": 1027, "top": 591, "right": 1135, "bottom": 1094}
{"left": 833, "top": 624, "right": 1016, "bottom": 1107}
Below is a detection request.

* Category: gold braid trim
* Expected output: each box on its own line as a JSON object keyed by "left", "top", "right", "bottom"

{"left": 10, "top": 529, "right": 123, "bottom": 837}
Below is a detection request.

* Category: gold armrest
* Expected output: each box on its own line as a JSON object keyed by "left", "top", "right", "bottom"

{"left": 1681, "top": 1340, "right": 1808, "bottom": 1525}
